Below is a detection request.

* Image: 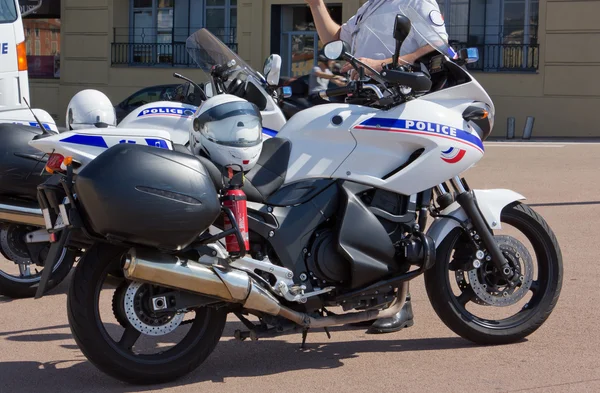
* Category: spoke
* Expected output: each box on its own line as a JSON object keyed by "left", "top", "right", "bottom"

{"left": 118, "top": 326, "right": 141, "bottom": 350}
{"left": 457, "top": 287, "right": 476, "bottom": 307}
{"left": 529, "top": 280, "right": 540, "bottom": 294}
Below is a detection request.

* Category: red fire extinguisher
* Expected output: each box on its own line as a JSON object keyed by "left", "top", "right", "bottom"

{"left": 222, "top": 168, "right": 249, "bottom": 255}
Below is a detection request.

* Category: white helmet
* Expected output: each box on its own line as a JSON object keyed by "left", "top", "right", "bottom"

{"left": 66, "top": 89, "right": 116, "bottom": 130}
{"left": 190, "top": 94, "right": 263, "bottom": 172}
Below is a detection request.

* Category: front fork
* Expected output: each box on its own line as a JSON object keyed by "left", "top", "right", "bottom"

{"left": 435, "top": 177, "right": 520, "bottom": 285}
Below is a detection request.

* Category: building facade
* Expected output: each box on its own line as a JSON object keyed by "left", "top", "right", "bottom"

{"left": 25, "top": 0, "right": 600, "bottom": 137}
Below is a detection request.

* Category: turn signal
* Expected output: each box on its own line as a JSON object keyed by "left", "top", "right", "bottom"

{"left": 17, "top": 41, "right": 28, "bottom": 71}
{"left": 63, "top": 156, "right": 73, "bottom": 166}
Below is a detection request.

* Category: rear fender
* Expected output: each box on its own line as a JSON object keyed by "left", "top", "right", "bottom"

{"left": 427, "top": 189, "right": 526, "bottom": 249}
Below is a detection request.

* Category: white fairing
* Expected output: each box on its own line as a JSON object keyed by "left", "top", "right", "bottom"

{"left": 118, "top": 101, "right": 197, "bottom": 145}
{"left": 244, "top": 76, "right": 286, "bottom": 138}
{"left": 278, "top": 97, "right": 485, "bottom": 195}
{"left": 0, "top": 107, "right": 58, "bottom": 132}
{"left": 29, "top": 127, "right": 173, "bottom": 173}
{"left": 426, "top": 189, "right": 526, "bottom": 248}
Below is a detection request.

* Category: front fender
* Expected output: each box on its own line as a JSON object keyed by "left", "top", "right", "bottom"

{"left": 427, "top": 189, "right": 526, "bottom": 249}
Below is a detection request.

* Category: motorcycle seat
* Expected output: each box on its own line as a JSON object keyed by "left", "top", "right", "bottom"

{"left": 173, "top": 138, "right": 291, "bottom": 204}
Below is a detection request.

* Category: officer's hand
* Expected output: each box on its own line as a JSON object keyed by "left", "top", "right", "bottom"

{"left": 341, "top": 58, "right": 386, "bottom": 80}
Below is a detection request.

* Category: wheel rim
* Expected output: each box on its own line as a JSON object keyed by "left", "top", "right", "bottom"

{"left": 443, "top": 210, "right": 557, "bottom": 330}
{"left": 92, "top": 259, "right": 214, "bottom": 362}
{"left": 0, "top": 225, "right": 68, "bottom": 284}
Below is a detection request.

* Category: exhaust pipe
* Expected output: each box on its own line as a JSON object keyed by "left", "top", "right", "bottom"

{"left": 123, "top": 248, "right": 408, "bottom": 328}
{"left": 0, "top": 197, "right": 45, "bottom": 227}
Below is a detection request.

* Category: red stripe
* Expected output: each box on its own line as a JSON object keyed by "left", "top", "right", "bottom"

{"left": 353, "top": 125, "right": 484, "bottom": 153}
{"left": 441, "top": 149, "right": 466, "bottom": 163}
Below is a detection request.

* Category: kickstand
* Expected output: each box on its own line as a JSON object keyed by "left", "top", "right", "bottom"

{"left": 324, "top": 327, "right": 331, "bottom": 339}
{"left": 300, "top": 328, "right": 309, "bottom": 349}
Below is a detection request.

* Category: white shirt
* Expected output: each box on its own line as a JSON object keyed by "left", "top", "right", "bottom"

{"left": 309, "top": 66, "right": 333, "bottom": 93}
{"left": 340, "top": 0, "right": 449, "bottom": 61}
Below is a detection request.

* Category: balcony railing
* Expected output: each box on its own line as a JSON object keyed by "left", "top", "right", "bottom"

{"left": 452, "top": 43, "right": 540, "bottom": 72}
{"left": 111, "top": 27, "right": 237, "bottom": 67}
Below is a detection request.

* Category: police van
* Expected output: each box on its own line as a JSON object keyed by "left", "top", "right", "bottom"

{"left": 0, "top": 0, "right": 57, "bottom": 131}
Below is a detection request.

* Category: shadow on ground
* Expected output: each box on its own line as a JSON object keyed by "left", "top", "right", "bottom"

{"left": 0, "top": 317, "right": 495, "bottom": 393}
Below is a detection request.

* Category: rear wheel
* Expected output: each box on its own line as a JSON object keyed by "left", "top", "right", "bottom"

{"left": 425, "top": 202, "right": 563, "bottom": 345}
{"left": 0, "top": 224, "right": 76, "bottom": 298}
{"left": 67, "top": 244, "right": 227, "bottom": 384}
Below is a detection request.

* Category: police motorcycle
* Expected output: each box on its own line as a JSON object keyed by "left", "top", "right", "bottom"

{"left": 0, "top": 32, "right": 289, "bottom": 299}
{"left": 30, "top": 10, "right": 562, "bottom": 385}
{"left": 0, "top": 91, "right": 117, "bottom": 298}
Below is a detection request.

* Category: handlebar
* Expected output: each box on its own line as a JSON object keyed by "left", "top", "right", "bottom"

{"left": 319, "top": 83, "right": 386, "bottom": 101}
{"left": 319, "top": 85, "right": 355, "bottom": 100}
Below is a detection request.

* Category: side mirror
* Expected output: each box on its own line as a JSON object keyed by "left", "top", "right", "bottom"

{"left": 264, "top": 54, "right": 282, "bottom": 86}
{"left": 392, "top": 14, "right": 412, "bottom": 67}
{"left": 323, "top": 40, "right": 351, "bottom": 61}
{"left": 394, "top": 14, "right": 412, "bottom": 43}
{"left": 204, "top": 82, "right": 214, "bottom": 98}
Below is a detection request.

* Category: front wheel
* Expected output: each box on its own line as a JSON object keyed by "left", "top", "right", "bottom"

{"left": 67, "top": 244, "right": 227, "bottom": 384}
{"left": 425, "top": 202, "right": 563, "bottom": 345}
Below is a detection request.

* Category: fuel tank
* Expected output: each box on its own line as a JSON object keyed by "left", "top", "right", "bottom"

{"left": 118, "top": 101, "right": 197, "bottom": 145}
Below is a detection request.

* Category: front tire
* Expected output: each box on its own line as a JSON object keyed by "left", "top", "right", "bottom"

{"left": 67, "top": 244, "right": 227, "bottom": 384}
{"left": 425, "top": 202, "right": 563, "bottom": 345}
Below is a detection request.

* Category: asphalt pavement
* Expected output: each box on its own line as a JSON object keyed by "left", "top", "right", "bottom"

{"left": 1, "top": 141, "right": 599, "bottom": 393}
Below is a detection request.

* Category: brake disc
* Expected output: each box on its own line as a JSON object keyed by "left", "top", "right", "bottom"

{"left": 123, "top": 281, "right": 185, "bottom": 336}
{"left": 466, "top": 235, "right": 534, "bottom": 307}
{"left": 0, "top": 225, "right": 33, "bottom": 265}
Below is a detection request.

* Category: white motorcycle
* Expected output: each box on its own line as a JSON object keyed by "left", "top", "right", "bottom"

{"left": 30, "top": 11, "right": 562, "bottom": 386}
{"left": 0, "top": 37, "right": 288, "bottom": 299}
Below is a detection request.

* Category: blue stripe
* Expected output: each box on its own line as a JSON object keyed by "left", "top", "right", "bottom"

{"left": 60, "top": 134, "right": 108, "bottom": 148}
{"left": 262, "top": 127, "right": 278, "bottom": 137}
{"left": 145, "top": 139, "right": 169, "bottom": 149}
{"left": 358, "top": 118, "right": 484, "bottom": 152}
{"left": 442, "top": 147, "right": 454, "bottom": 154}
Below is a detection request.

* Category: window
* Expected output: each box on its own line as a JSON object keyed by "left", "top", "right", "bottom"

{"left": 205, "top": 0, "right": 237, "bottom": 45}
{"left": 0, "top": 0, "right": 18, "bottom": 22}
{"left": 24, "top": 19, "right": 61, "bottom": 78}
{"left": 118, "top": 0, "right": 237, "bottom": 66}
{"left": 125, "top": 86, "right": 168, "bottom": 108}
{"left": 278, "top": 4, "right": 342, "bottom": 77}
{"left": 437, "top": 0, "right": 539, "bottom": 71}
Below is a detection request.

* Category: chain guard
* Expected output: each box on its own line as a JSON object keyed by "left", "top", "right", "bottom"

{"left": 455, "top": 235, "right": 534, "bottom": 307}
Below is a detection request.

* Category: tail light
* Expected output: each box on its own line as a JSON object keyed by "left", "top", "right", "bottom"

{"left": 16, "top": 42, "right": 28, "bottom": 71}
{"left": 45, "top": 153, "right": 64, "bottom": 174}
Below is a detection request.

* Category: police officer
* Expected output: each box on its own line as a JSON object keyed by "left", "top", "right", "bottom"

{"left": 306, "top": 0, "right": 448, "bottom": 78}
{"left": 305, "top": 0, "right": 449, "bottom": 334}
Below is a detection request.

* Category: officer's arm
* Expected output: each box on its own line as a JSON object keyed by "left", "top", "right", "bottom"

{"left": 306, "top": 0, "right": 341, "bottom": 43}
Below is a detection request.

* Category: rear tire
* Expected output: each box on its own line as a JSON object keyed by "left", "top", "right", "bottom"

{"left": 67, "top": 244, "right": 227, "bottom": 384}
{"left": 425, "top": 202, "right": 563, "bottom": 345}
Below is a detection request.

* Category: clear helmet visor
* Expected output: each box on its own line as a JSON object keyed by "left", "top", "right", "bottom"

{"left": 196, "top": 101, "right": 263, "bottom": 147}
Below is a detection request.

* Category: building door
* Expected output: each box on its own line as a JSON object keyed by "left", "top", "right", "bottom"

{"left": 278, "top": 4, "right": 342, "bottom": 77}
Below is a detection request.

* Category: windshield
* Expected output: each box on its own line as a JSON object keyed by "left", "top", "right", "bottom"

{"left": 0, "top": 0, "right": 18, "bottom": 23}
{"left": 397, "top": 3, "right": 456, "bottom": 59}
{"left": 186, "top": 29, "right": 265, "bottom": 84}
